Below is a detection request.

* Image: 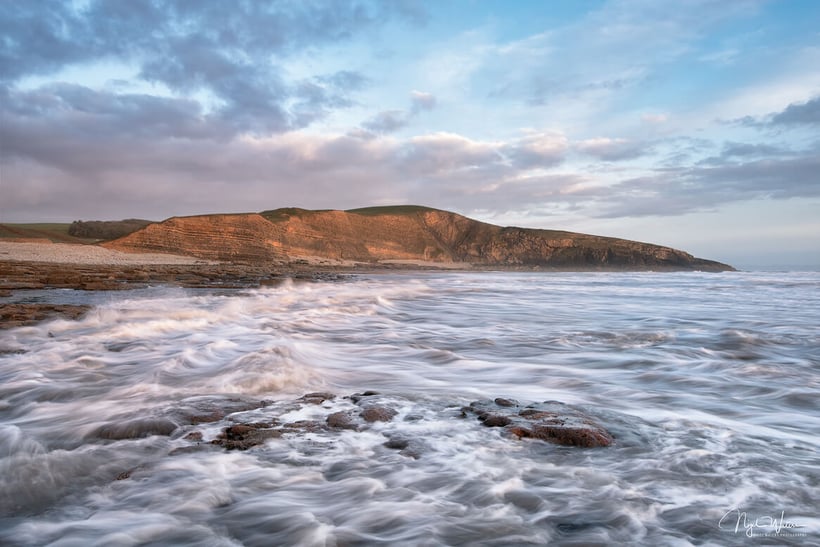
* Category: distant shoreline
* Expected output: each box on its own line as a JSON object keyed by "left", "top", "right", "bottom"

{"left": 0, "top": 239, "right": 743, "bottom": 330}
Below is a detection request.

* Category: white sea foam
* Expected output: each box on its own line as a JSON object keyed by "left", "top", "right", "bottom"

{"left": 0, "top": 272, "right": 818, "bottom": 545}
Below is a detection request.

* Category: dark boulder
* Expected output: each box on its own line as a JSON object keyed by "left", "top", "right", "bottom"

{"left": 464, "top": 399, "right": 613, "bottom": 448}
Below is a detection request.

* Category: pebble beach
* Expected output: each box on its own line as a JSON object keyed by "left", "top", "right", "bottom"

{"left": 0, "top": 241, "right": 209, "bottom": 265}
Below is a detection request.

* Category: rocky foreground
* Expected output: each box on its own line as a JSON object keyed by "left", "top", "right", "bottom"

{"left": 107, "top": 391, "right": 614, "bottom": 482}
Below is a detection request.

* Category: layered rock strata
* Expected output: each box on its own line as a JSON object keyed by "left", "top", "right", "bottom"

{"left": 104, "top": 206, "right": 733, "bottom": 271}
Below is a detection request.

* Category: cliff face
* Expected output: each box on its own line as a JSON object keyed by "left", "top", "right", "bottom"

{"left": 104, "top": 206, "right": 733, "bottom": 271}
{"left": 103, "top": 214, "right": 287, "bottom": 263}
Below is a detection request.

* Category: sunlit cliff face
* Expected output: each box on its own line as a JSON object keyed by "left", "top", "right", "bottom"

{"left": 103, "top": 208, "right": 732, "bottom": 270}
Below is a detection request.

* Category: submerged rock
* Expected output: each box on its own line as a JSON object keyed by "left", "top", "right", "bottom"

{"left": 171, "top": 396, "right": 269, "bottom": 425}
{"left": 90, "top": 417, "right": 178, "bottom": 440}
{"left": 348, "top": 390, "right": 380, "bottom": 404}
{"left": 186, "top": 392, "right": 610, "bottom": 455}
{"left": 382, "top": 434, "right": 425, "bottom": 459}
{"left": 326, "top": 411, "right": 359, "bottom": 431}
{"left": 360, "top": 406, "right": 398, "bottom": 423}
{"left": 212, "top": 422, "right": 281, "bottom": 450}
{"left": 299, "top": 392, "right": 336, "bottom": 405}
{"left": 464, "top": 399, "right": 614, "bottom": 448}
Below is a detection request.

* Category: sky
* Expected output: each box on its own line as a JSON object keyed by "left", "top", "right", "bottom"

{"left": 1, "top": 0, "right": 819, "bottom": 269}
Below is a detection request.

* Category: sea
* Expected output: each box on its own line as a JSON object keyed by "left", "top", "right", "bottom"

{"left": 0, "top": 271, "right": 818, "bottom": 546}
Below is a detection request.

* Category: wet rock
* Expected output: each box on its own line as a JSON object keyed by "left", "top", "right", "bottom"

{"left": 504, "top": 490, "right": 544, "bottom": 512}
{"left": 0, "top": 347, "right": 27, "bottom": 355}
{"left": 382, "top": 434, "right": 424, "bottom": 459}
{"left": 0, "top": 303, "right": 91, "bottom": 329}
{"left": 508, "top": 424, "right": 614, "bottom": 447}
{"left": 383, "top": 437, "right": 410, "bottom": 450}
{"left": 212, "top": 422, "right": 281, "bottom": 450}
{"left": 348, "top": 390, "right": 380, "bottom": 404}
{"left": 465, "top": 399, "right": 613, "bottom": 448}
{"left": 281, "top": 420, "right": 326, "bottom": 433}
{"left": 360, "top": 406, "right": 398, "bottom": 423}
{"left": 494, "top": 397, "right": 518, "bottom": 407}
{"left": 184, "top": 431, "right": 203, "bottom": 441}
{"left": 481, "top": 415, "right": 511, "bottom": 427}
{"left": 298, "top": 392, "right": 336, "bottom": 405}
{"left": 115, "top": 469, "right": 134, "bottom": 480}
{"left": 105, "top": 342, "right": 135, "bottom": 353}
{"left": 172, "top": 396, "right": 269, "bottom": 425}
{"left": 169, "top": 444, "right": 220, "bottom": 456}
{"left": 91, "top": 418, "right": 178, "bottom": 440}
{"left": 326, "top": 411, "right": 359, "bottom": 430}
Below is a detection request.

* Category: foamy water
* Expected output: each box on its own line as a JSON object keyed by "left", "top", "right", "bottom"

{"left": 1, "top": 272, "right": 818, "bottom": 545}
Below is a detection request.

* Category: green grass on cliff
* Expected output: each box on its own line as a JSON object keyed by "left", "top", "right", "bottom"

{"left": 260, "top": 205, "right": 440, "bottom": 223}
{"left": 260, "top": 208, "right": 332, "bottom": 223}
{"left": 346, "top": 205, "right": 440, "bottom": 216}
{"left": 0, "top": 223, "right": 92, "bottom": 243}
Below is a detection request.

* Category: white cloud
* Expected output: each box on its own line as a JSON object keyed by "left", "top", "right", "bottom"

{"left": 505, "top": 132, "right": 568, "bottom": 168}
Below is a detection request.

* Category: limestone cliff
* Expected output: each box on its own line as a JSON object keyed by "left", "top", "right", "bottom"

{"left": 104, "top": 206, "right": 733, "bottom": 271}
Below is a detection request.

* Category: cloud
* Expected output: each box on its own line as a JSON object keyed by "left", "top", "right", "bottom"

{"left": 363, "top": 110, "right": 409, "bottom": 134}
{"left": 719, "top": 141, "right": 786, "bottom": 158}
{"left": 410, "top": 90, "right": 436, "bottom": 113}
{"left": 1, "top": 121, "right": 569, "bottom": 220}
{"left": 358, "top": 90, "right": 436, "bottom": 133}
{"left": 770, "top": 96, "right": 820, "bottom": 126}
{"left": 731, "top": 95, "right": 820, "bottom": 129}
{"left": 4, "top": 97, "right": 817, "bottom": 223}
{"left": 504, "top": 133, "right": 568, "bottom": 168}
{"left": 0, "top": 2, "right": 94, "bottom": 82}
{"left": 0, "top": 1, "right": 407, "bottom": 134}
{"left": 400, "top": 133, "right": 504, "bottom": 174}
{"left": 290, "top": 72, "right": 369, "bottom": 128}
{"left": 596, "top": 152, "right": 820, "bottom": 218}
{"left": 692, "top": 140, "right": 788, "bottom": 166}
{"left": 1, "top": 0, "right": 815, "bottom": 240}
{"left": 1, "top": 84, "right": 224, "bottom": 150}
{"left": 576, "top": 138, "right": 649, "bottom": 161}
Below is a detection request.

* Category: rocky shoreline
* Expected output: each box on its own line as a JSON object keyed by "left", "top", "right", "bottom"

{"left": 0, "top": 259, "right": 351, "bottom": 328}
{"left": 0, "top": 241, "right": 355, "bottom": 328}
{"left": 0, "top": 238, "right": 733, "bottom": 329}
